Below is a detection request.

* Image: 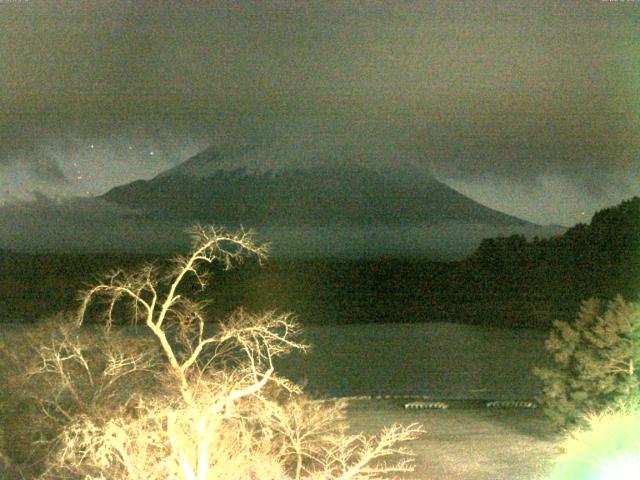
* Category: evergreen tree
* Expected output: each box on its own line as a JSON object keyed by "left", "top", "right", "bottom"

{"left": 534, "top": 295, "right": 640, "bottom": 427}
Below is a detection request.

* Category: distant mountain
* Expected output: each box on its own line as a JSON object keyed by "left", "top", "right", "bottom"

{"left": 101, "top": 147, "right": 532, "bottom": 228}
{"left": 95, "top": 146, "right": 564, "bottom": 258}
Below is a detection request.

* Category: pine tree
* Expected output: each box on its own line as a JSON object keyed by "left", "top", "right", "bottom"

{"left": 534, "top": 295, "right": 640, "bottom": 427}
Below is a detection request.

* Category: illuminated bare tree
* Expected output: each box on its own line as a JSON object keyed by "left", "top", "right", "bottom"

{"left": 38, "top": 225, "right": 424, "bottom": 480}
{"left": 78, "top": 226, "right": 273, "bottom": 399}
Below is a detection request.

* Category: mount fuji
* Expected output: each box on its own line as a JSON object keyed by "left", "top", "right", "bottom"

{"left": 102, "top": 146, "right": 530, "bottom": 227}
{"left": 96, "top": 146, "right": 561, "bottom": 258}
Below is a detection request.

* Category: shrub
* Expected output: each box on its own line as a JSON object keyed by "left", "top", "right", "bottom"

{"left": 546, "top": 397, "right": 640, "bottom": 480}
{"left": 20, "top": 226, "right": 423, "bottom": 479}
{"left": 534, "top": 296, "right": 640, "bottom": 428}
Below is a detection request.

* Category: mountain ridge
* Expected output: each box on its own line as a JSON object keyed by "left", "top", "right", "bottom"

{"left": 101, "top": 147, "right": 534, "bottom": 228}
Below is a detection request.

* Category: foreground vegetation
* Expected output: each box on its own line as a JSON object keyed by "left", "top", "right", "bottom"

{"left": 0, "top": 197, "right": 638, "bottom": 477}
{"left": 534, "top": 294, "right": 640, "bottom": 479}
{"left": 0, "top": 226, "right": 423, "bottom": 479}
{"left": 535, "top": 296, "right": 640, "bottom": 428}
{"left": 546, "top": 398, "right": 640, "bottom": 480}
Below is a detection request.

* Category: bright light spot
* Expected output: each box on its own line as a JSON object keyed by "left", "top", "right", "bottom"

{"left": 90, "top": 144, "right": 94, "bottom": 149}
{"left": 150, "top": 151, "right": 154, "bottom": 155}
{"left": 597, "top": 455, "right": 640, "bottom": 480}
{"left": 128, "top": 145, "right": 133, "bottom": 150}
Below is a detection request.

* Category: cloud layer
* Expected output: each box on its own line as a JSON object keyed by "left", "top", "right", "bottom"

{"left": 1, "top": 1, "right": 638, "bottom": 225}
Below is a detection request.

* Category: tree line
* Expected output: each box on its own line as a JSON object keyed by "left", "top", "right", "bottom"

{"left": 463, "top": 196, "right": 639, "bottom": 306}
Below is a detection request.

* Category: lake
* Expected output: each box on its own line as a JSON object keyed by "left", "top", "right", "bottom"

{"left": 274, "top": 322, "right": 552, "bottom": 400}
{"left": 1, "top": 320, "right": 552, "bottom": 400}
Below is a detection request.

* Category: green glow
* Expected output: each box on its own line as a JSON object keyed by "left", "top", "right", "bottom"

{"left": 596, "top": 455, "right": 640, "bottom": 480}
{"left": 547, "top": 398, "right": 640, "bottom": 480}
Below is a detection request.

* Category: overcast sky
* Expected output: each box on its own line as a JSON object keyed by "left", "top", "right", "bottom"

{"left": 1, "top": 0, "right": 638, "bottom": 226}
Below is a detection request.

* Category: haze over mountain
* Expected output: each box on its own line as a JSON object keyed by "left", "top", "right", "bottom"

{"left": 93, "top": 146, "right": 563, "bottom": 258}
{"left": 0, "top": 143, "right": 565, "bottom": 257}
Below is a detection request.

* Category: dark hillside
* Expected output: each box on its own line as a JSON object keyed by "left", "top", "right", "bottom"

{"left": 465, "top": 196, "right": 640, "bottom": 304}
{"left": 101, "top": 164, "right": 532, "bottom": 227}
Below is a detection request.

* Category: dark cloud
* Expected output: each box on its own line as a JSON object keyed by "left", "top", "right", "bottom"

{"left": 0, "top": 195, "right": 186, "bottom": 253}
{"left": 0, "top": 0, "right": 638, "bottom": 224}
{"left": 0, "top": 127, "right": 68, "bottom": 183}
{"left": 31, "top": 156, "right": 68, "bottom": 183}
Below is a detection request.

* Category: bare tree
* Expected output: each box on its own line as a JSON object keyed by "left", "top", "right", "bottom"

{"left": 38, "top": 225, "right": 424, "bottom": 479}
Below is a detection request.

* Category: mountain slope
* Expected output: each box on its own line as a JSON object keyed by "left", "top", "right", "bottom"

{"left": 101, "top": 148, "right": 532, "bottom": 228}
